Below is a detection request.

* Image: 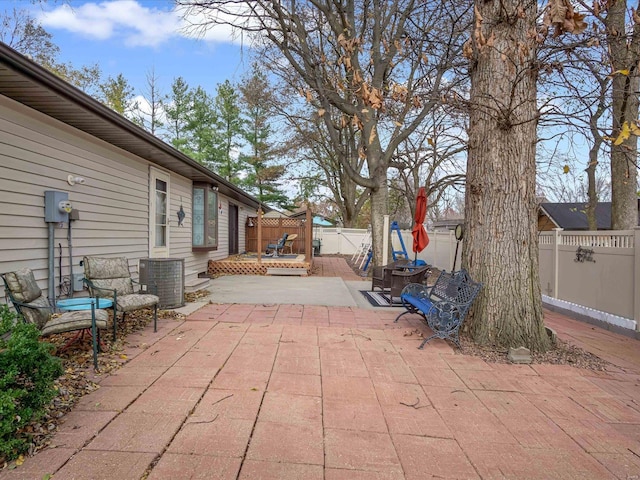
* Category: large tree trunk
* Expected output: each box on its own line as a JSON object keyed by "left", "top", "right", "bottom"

{"left": 369, "top": 172, "right": 389, "bottom": 267}
{"left": 464, "top": 0, "right": 550, "bottom": 351}
{"left": 606, "top": 0, "right": 640, "bottom": 230}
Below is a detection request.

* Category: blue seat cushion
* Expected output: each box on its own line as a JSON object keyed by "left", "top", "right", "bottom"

{"left": 401, "top": 294, "right": 433, "bottom": 313}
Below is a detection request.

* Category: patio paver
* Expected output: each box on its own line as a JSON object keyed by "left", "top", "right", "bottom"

{"left": 2, "top": 259, "right": 639, "bottom": 479}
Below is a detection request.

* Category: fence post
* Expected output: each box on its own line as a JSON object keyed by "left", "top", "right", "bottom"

{"left": 432, "top": 229, "right": 438, "bottom": 267}
{"left": 257, "top": 208, "right": 263, "bottom": 263}
{"left": 382, "top": 215, "right": 390, "bottom": 265}
{"left": 305, "top": 207, "right": 312, "bottom": 262}
{"left": 552, "top": 228, "right": 562, "bottom": 298}
{"left": 634, "top": 227, "right": 640, "bottom": 331}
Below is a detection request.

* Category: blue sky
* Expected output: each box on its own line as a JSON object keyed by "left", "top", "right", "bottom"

{"left": 21, "top": 0, "right": 253, "bottom": 96}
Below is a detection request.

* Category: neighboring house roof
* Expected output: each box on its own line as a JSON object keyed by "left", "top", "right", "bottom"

{"left": 539, "top": 202, "right": 613, "bottom": 230}
{"left": 432, "top": 218, "right": 464, "bottom": 230}
{"left": 313, "top": 216, "right": 333, "bottom": 226}
{"left": 263, "top": 210, "right": 289, "bottom": 218}
{"left": 0, "top": 43, "right": 266, "bottom": 211}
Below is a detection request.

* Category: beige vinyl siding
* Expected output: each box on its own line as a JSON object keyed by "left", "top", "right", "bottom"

{"left": 168, "top": 174, "right": 197, "bottom": 274}
{"left": 218, "top": 196, "right": 229, "bottom": 257}
{"left": 1, "top": 93, "right": 259, "bottom": 296}
{"left": 0, "top": 95, "right": 150, "bottom": 298}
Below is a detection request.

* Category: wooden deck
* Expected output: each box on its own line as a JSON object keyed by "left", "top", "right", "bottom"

{"left": 207, "top": 254, "right": 312, "bottom": 276}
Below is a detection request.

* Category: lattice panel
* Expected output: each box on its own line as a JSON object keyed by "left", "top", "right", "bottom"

{"left": 250, "top": 217, "right": 303, "bottom": 228}
{"left": 245, "top": 218, "right": 308, "bottom": 254}
{"left": 208, "top": 260, "right": 312, "bottom": 276}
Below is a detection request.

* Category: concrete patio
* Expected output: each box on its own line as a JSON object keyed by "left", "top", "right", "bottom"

{"left": 1, "top": 258, "right": 639, "bottom": 479}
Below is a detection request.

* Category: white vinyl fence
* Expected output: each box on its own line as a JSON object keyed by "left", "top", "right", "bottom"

{"left": 316, "top": 226, "right": 640, "bottom": 331}
{"left": 316, "top": 227, "right": 461, "bottom": 270}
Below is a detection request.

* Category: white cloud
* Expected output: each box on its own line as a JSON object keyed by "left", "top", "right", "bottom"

{"left": 37, "top": 0, "right": 245, "bottom": 48}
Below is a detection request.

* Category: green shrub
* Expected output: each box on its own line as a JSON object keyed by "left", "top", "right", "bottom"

{"left": 0, "top": 304, "right": 63, "bottom": 461}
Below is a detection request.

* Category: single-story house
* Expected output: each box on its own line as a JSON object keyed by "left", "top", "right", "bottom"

{"left": 0, "top": 42, "right": 266, "bottom": 300}
{"left": 538, "top": 201, "right": 640, "bottom": 231}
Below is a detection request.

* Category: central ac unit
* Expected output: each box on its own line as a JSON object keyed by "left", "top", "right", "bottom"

{"left": 138, "top": 258, "right": 185, "bottom": 309}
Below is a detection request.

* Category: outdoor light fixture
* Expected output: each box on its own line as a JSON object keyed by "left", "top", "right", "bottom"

{"left": 211, "top": 185, "right": 219, "bottom": 192}
{"left": 67, "top": 175, "right": 86, "bottom": 186}
{"left": 247, "top": 218, "right": 255, "bottom": 227}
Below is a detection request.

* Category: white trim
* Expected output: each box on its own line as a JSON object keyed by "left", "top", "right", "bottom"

{"left": 542, "top": 295, "right": 637, "bottom": 331}
{"left": 149, "top": 166, "right": 170, "bottom": 258}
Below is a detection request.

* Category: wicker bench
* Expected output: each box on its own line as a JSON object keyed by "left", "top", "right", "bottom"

{"left": 395, "top": 269, "right": 482, "bottom": 349}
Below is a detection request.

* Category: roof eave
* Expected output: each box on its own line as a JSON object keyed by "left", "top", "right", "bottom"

{"left": 0, "top": 43, "right": 266, "bottom": 211}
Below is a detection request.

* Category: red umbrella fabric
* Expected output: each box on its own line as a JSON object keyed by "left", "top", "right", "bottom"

{"left": 412, "top": 187, "right": 429, "bottom": 254}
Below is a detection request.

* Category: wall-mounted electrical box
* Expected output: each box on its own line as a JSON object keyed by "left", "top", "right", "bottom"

{"left": 44, "top": 191, "right": 71, "bottom": 223}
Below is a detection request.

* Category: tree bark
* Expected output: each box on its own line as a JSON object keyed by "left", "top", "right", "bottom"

{"left": 606, "top": 0, "right": 640, "bottom": 230}
{"left": 464, "top": 0, "right": 550, "bottom": 351}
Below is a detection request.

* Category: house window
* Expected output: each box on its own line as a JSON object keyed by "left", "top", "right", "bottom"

{"left": 155, "top": 179, "right": 167, "bottom": 247}
{"left": 192, "top": 184, "right": 218, "bottom": 250}
{"left": 150, "top": 167, "right": 170, "bottom": 257}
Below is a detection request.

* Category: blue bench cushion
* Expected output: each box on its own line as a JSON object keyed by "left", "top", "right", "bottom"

{"left": 401, "top": 293, "right": 434, "bottom": 313}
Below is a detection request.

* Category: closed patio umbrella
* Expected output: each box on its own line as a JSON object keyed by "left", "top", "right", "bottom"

{"left": 412, "top": 187, "right": 429, "bottom": 264}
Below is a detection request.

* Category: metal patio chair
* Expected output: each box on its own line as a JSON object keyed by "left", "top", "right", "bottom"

{"left": 266, "top": 233, "right": 289, "bottom": 257}
{"left": 82, "top": 256, "right": 159, "bottom": 340}
{"left": 2, "top": 268, "right": 108, "bottom": 368}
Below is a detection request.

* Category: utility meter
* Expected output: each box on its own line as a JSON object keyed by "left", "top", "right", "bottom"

{"left": 45, "top": 191, "right": 72, "bottom": 223}
{"left": 59, "top": 200, "right": 73, "bottom": 213}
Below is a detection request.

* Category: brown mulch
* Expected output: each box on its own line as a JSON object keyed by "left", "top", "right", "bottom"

{"left": 457, "top": 335, "right": 611, "bottom": 370}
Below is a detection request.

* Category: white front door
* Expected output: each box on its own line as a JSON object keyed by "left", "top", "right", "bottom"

{"left": 150, "top": 167, "right": 170, "bottom": 258}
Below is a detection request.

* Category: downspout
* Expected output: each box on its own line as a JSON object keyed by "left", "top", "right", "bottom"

{"left": 68, "top": 218, "right": 74, "bottom": 297}
{"left": 48, "top": 222, "right": 55, "bottom": 305}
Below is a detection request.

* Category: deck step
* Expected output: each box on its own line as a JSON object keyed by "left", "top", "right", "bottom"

{"left": 266, "top": 267, "right": 308, "bottom": 276}
{"left": 185, "top": 276, "right": 210, "bottom": 293}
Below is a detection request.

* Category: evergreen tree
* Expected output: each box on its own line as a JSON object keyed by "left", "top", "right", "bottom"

{"left": 164, "top": 77, "right": 192, "bottom": 151}
{"left": 239, "top": 65, "right": 292, "bottom": 210}
{"left": 184, "top": 86, "right": 220, "bottom": 169}
{"left": 214, "top": 80, "right": 244, "bottom": 182}
{"left": 99, "top": 73, "right": 135, "bottom": 117}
